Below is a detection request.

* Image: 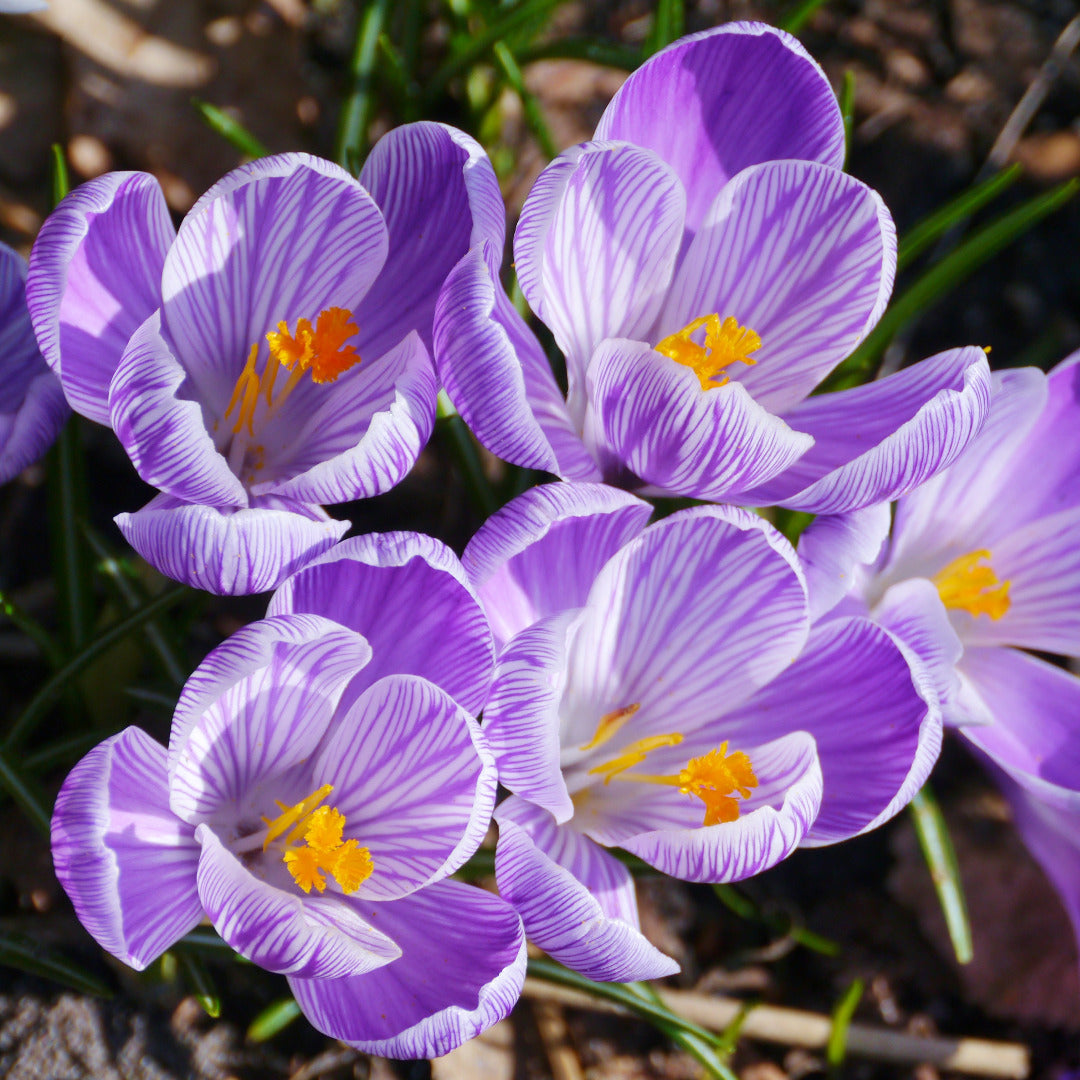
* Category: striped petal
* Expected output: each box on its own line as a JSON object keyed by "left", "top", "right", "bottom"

{"left": 725, "top": 616, "right": 942, "bottom": 846}
{"left": 434, "top": 243, "right": 596, "bottom": 479}
{"left": 594, "top": 22, "right": 844, "bottom": 236}
{"left": 462, "top": 481, "right": 652, "bottom": 652}
{"left": 115, "top": 492, "right": 350, "bottom": 596}
{"left": 602, "top": 732, "right": 823, "bottom": 882}
{"left": 50, "top": 727, "right": 202, "bottom": 971}
{"left": 743, "top": 346, "right": 993, "bottom": 514}
{"left": 253, "top": 330, "right": 436, "bottom": 505}
{"left": 309, "top": 674, "right": 497, "bottom": 902}
{"left": 357, "top": 122, "right": 505, "bottom": 360}
{"left": 514, "top": 142, "right": 685, "bottom": 412}
{"left": 656, "top": 160, "right": 895, "bottom": 415}
{"left": 196, "top": 825, "right": 400, "bottom": 978}
{"left": 589, "top": 336, "right": 812, "bottom": 501}
{"left": 289, "top": 880, "right": 525, "bottom": 1059}
{"left": 796, "top": 505, "right": 890, "bottom": 622}
{"left": 267, "top": 531, "right": 495, "bottom": 715}
{"left": 168, "top": 614, "right": 371, "bottom": 823}
{"left": 161, "top": 154, "right": 388, "bottom": 420}
{"left": 960, "top": 647, "right": 1080, "bottom": 813}
{"left": 26, "top": 172, "right": 173, "bottom": 426}
{"left": 494, "top": 797, "right": 677, "bottom": 981}
{"left": 483, "top": 611, "right": 577, "bottom": 822}
{"left": 561, "top": 505, "right": 809, "bottom": 747}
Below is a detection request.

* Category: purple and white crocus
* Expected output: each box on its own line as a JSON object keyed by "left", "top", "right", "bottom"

{"left": 52, "top": 532, "right": 526, "bottom": 1058}
{"left": 435, "top": 22, "right": 990, "bottom": 512}
{"left": 800, "top": 352, "right": 1080, "bottom": 965}
{"left": 463, "top": 482, "right": 940, "bottom": 980}
{"left": 28, "top": 124, "right": 504, "bottom": 593}
{"left": 0, "top": 241, "right": 68, "bottom": 485}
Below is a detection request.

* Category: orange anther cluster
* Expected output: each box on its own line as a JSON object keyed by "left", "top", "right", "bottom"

{"left": 655, "top": 314, "right": 761, "bottom": 390}
{"left": 933, "top": 549, "right": 1011, "bottom": 620}
{"left": 677, "top": 742, "right": 758, "bottom": 826}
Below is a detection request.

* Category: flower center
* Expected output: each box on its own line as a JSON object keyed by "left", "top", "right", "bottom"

{"left": 932, "top": 549, "right": 1010, "bottom": 620}
{"left": 224, "top": 307, "right": 361, "bottom": 438}
{"left": 655, "top": 314, "right": 761, "bottom": 390}
{"left": 580, "top": 707, "right": 758, "bottom": 826}
{"left": 259, "top": 783, "right": 373, "bottom": 895}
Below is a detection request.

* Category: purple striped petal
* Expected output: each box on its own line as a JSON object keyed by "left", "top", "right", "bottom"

{"left": 168, "top": 613, "right": 371, "bottom": 823}
{"left": 253, "top": 330, "right": 436, "bottom": 505}
{"left": 51, "top": 727, "right": 202, "bottom": 971}
{"left": 873, "top": 579, "right": 966, "bottom": 726}
{"left": 797, "top": 506, "right": 890, "bottom": 622}
{"left": 462, "top": 481, "right": 652, "bottom": 651}
{"left": 656, "top": 160, "right": 895, "bottom": 415}
{"left": 26, "top": 172, "right": 173, "bottom": 426}
{"left": 483, "top": 611, "right": 577, "bottom": 822}
{"left": 267, "top": 531, "right": 495, "bottom": 714}
{"left": 494, "top": 798, "right": 678, "bottom": 981}
{"left": 594, "top": 22, "right": 844, "bottom": 236}
{"left": 589, "top": 337, "right": 813, "bottom": 501}
{"left": 887, "top": 366, "right": 1046, "bottom": 569}
{"left": 196, "top": 825, "right": 400, "bottom": 978}
{"left": 110, "top": 310, "right": 246, "bottom": 507}
{"left": 606, "top": 732, "right": 823, "bottom": 882}
{"left": 115, "top": 492, "right": 350, "bottom": 596}
{"left": 357, "top": 122, "right": 505, "bottom": 360}
{"left": 289, "top": 879, "right": 526, "bottom": 1059}
{"left": 720, "top": 616, "right": 941, "bottom": 846}
{"left": 744, "top": 347, "right": 993, "bottom": 514}
{"left": 434, "top": 244, "right": 596, "bottom": 479}
{"left": 0, "top": 243, "right": 68, "bottom": 482}
{"left": 514, "top": 142, "right": 685, "bottom": 408}
{"left": 561, "top": 506, "right": 808, "bottom": 747}
{"left": 960, "top": 647, "right": 1080, "bottom": 813}
{"left": 161, "top": 154, "right": 388, "bottom": 418}
{"left": 310, "top": 674, "right": 496, "bottom": 901}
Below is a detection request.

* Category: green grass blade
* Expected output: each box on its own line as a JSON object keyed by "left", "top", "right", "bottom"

{"left": 629, "top": 981, "right": 737, "bottom": 1080}
{"left": 839, "top": 69, "right": 855, "bottom": 170}
{"left": 176, "top": 949, "right": 221, "bottom": 1018}
{"left": 23, "top": 731, "right": 103, "bottom": 772}
{"left": 82, "top": 525, "right": 187, "bottom": 687}
{"left": 247, "top": 997, "right": 302, "bottom": 1042}
{"left": 191, "top": 99, "right": 268, "bottom": 158}
{"left": 778, "top": 0, "right": 831, "bottom": 34}
{"left": 493, "top": 40, "right": 558, "bottom": 159}
{"left": 0, "top": 929, "right": 112, "bottom": 997}
{"left": 425, "top": 0, "right": 564, "bottom": 100}
{"left": 826, "top": 978, "right": 865, "bottom": 1068}
{"left": 897, "top": 164, "right": 1022, "bottom": 272}
{"left": 51, "top": 143, "right": 70, "bottom": 204}
{"left": 435, "top": 392, "right": 500, "bottom": 517}
{"left": 0, "top": 589, "right": 63, "bottom": 669}
{"left": 909, "top": 785, "right": 973, "bottom": 964}
{"left": 0, "top": 747, "right": 51, "bottom": 834}
{"left": 335, "top": 0, "right": 390, "bottom": 171}
{"left": 819, "top": 178, "right": 1078, "bottom": 392}
{"left": 517, "top": 38, "right": 640, "bottom": 70}
{"left": 643, "top": 0, "right": 685, "bottom": 58}
{"left": 4, "top": 585, "right": 188, "bottom": 752}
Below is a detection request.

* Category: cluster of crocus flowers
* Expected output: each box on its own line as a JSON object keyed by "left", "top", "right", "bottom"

{"left": 798, "top": 350, "right": 1080, "bottom": 955}
{"left": 0, "top": 241, "right": 68, "bottom": 485}
{"left": 27, "top": 123, "right": 505, "bottom": 594}
{"left": 434, "top": 22, "right": 991, "bottom": 514}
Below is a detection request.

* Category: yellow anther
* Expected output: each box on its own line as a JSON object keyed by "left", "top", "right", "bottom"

{"left": 655, "top": 314, "right": 761, "bottom": 390}
{"left": 224, "top": 307, "right": 360, "bottom": 439}
{"left": 588, "top": 733, "right": 683, "bottom": 785}
{"left": 933, "top": 549, "right": 1011, "bottom": 620}
{"left": 677, "top": 742, "right": 758, "bottom": 826}
{"left": 579, "top": 703, "right": 640, "bottom": 751}
{"left": 260, "top": 784, "right": 373, "bottom": 895}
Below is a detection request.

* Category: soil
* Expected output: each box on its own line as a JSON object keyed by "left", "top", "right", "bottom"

{"left": 0, "top": 1, "right": 1079, "bottom": 1077}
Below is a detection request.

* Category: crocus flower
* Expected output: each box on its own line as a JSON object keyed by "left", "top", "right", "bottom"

{"left": 0, "top": 241, "right": 68, "bottom": 485}
{"left": 435, "top": 23, "right": 990, "bottom": 513}
{"left": 798, "top": 352, "right": 1080, "bottom": 970}
{"left": 52, "top": 600, "right": 525, "bottom": 1058}
{"left": 28, "top": 124, "right": 504, "bottom": 593}
{"left": 463, "top": 482, "right": 939, "bottom": 980}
